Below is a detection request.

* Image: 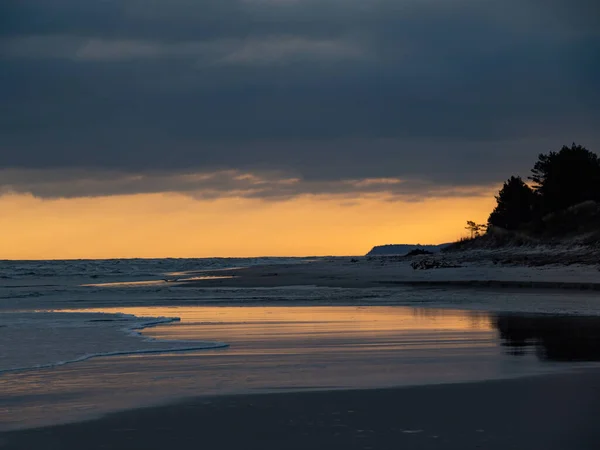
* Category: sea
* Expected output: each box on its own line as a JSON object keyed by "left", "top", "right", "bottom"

{"left": 2, "top": 257, "right": 600, "bottom": 430}
{"left": 0, "top": 257, "right": 314, "bottom": 372}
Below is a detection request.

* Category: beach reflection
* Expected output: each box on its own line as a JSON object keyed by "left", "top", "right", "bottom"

{"left": 57, "top": 306, "right": 600, "bottom": 363}
{"left": 73, "top": 306, "right": 495, "bottom": 355}
{"left": 495, "top": 314, "right": 600, "bottom": 361}
{"left": 4, "top": 306, "right": 599, "bottom": 431}
{"left": 80, "top": 276, "right": 232, "bottom": 287}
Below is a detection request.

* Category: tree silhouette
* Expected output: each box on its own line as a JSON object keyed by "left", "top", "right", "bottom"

{"left": 465, "top": 221, "right": 487, "bottom": 238}
{"left": 530, "top": 143, "right": 600, "bottom": 215}
{"left": 488, "top": 176, "right": 535, "bottom": 230}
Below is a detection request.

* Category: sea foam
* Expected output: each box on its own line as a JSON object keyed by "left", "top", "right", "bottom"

{"left": 0, "top": 311, "right": 228, "bottom": 374}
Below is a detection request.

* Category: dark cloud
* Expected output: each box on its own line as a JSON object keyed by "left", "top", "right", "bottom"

{"left": 0, "top": 0, "right": 598, "bottom": 199}
{"left": 0, "top": 167, "right": 494, "bottom": 201}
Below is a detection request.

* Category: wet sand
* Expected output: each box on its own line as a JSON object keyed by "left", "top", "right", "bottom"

{"left": 2, "top": 370, "right": 599, "bottom": 450}
{"left": 5, "top": 306, "right": 600, "bottom": 432}
{"left": 0, "top": 306, "right": 526, "bottom": 431}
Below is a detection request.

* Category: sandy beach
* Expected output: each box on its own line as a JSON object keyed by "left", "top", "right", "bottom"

{"left": 175, "top": 254, "right": 600, "bottom": 290}
{"left": 2, "top": 257, "right": 600, "bottom": 448}
{"left": 2, "top": 370, "right": 600, "bottom": 450}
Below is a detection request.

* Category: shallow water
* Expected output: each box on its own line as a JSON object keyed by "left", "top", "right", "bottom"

{"left": 2, "top": 305, "right": 599, "bottom": 431}
{"left": 0, "top": 311, "right": 226, "bottom": 374}
{"left": 3, "top": 258, "right": 600, "bottom": 431}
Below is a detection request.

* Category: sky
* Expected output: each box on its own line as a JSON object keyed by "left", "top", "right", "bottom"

{"left": 1, "top": 1, "right": 598, "bottom": 258}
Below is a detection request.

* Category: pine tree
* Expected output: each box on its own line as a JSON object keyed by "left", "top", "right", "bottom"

{"left": 488, "top": 176, "right": 535, "bottom": 230}
{"left": 530, "top": 143, "right": 600, "bottom": 215}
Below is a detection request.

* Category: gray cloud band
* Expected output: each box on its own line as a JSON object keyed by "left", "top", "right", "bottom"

{"left": 0, "top": 168, "right": 495, "bottom": 201}
{"left": 0, "top": 0, "right": 598, "bottom": 198}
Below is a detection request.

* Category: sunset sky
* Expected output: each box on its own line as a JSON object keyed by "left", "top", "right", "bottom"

{"left": 1, "top": 1, "right": 598, "bottom": 259}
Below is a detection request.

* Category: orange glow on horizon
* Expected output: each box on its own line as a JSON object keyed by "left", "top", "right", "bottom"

{"left": 0, "top": 192, "right": 496, "bottom": 259}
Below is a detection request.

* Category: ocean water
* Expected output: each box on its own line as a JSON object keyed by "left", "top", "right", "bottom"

{"left": 0, "top": 257, "right": 305, "bottom": 303}
{"left": 3, "top": 257, "right": 600, "bottom": 374}
{"left": 2, "top": 258, "right": 600, "bottom": 430}
{"left": 0, "top": 256, "right": 337, "bottom": 314}
{"left": 0, "top": 257, "right": 313, "bottom": 373}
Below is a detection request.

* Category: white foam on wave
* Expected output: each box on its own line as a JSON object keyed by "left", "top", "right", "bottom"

{"left": 0, "top": 340, "right": 228, "bottom": 375}
{"left": 0, "top": 311, "right": 228, "bottom": 375}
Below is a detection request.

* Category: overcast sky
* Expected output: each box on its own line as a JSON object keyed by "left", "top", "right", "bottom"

{"left": 1, "top": 0, "right": 599, "bottom": 200}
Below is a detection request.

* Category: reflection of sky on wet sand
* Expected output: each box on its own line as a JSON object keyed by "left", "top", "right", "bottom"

{"left": 2, "top": 306, "right": 598, "bottom": 431}
{"left": 108, "top": 306, "right": 494, "bottom": 354}
{"left": 80, "top": 276, "right": 232, "bottom": 287}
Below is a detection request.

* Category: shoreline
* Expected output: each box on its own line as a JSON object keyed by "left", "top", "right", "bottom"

{"left": 0, "top": 311, "right": 229, "bottom": 376}
{"left": 3, "top": 304, "right": 600, "bottom": 433}
{"left": 3, "top": 255, "right": 600, "bottom": 444}
{"left": 3, "top": 368, "right": 600, "bottom": 449}
{"left": 175, "top": 257, "right": 600, "bottom": 291}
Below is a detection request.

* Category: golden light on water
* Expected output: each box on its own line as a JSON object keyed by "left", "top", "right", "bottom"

{"left": 63, "top": 306, "right": 494, "bottom": 345}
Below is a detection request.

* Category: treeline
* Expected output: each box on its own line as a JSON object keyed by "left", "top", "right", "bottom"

{"left": 485, "top": 143, "right": 600, "bottom": 233}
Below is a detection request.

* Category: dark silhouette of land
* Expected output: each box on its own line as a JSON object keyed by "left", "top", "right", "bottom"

{"left": 490, "top": 143, "right": 600, "bottom": 233}
{"left": 366, "top": 243, "right": 449, "bottom": 256}
{"left": 447, "top": 143, "right": 600, "bottom": 253}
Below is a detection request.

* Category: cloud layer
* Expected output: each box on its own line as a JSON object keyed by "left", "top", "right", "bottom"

{"left": 1, "top": 0, "right": 598, "bottom": 199}
{"left": 0, "top": 168, "right": 495, "bottom": 201}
